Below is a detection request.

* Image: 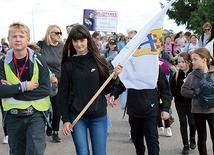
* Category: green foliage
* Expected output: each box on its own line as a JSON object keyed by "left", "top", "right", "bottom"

{"left": 163, "top": 29, "right": 174, "bottom": 36}
{"left": 190, "top": 0, "right": 214, "bottom": 34}
{"left": 163, "top": 0, "right": 214, "bottom": 34}
{"left": 162, "top": 29, "right": 174, "bottom": 42}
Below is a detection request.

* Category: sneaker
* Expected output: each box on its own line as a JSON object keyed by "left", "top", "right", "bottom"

{"left": 46, "top": 127, "right": 52, "bottom": 137}
{"left": 182, "top": 145, "right": 189, "bottom": 154}
{"left": 165, "top": 127, "right": 172, "bottom": 137}
{"left": 52, "top": 132, "right": 61, "bottom": 143}
{"left": 158, "top": 127, "right": 165, "bottom": 136}
{"left": 2, "top": 135, "right": 8, "bottom": 144}
{"left": 190, "top": 137, "right": 196, "bottom": 149}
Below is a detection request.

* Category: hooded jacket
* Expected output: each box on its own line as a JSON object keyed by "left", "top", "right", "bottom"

{"left": 181, "top": 65, "right": 214, "bottom": 113}
{"left": 170, "top": 69, "right": 192, "bottom": 105}
{"left": 58, "top": 52, "right": 117, "bottom": 123}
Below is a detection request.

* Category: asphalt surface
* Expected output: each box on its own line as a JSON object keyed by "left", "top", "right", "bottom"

{"left": 0, "top": 101, "right": 212, "bottom": 155}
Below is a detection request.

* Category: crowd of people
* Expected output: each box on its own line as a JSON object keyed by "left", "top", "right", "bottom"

{"left": 0, "top": 21, "right": 213, "bottom": 155}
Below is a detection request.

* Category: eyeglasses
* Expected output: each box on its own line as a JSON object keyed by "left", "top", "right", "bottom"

{"left": 204, "top": 29, "right": 210, "bottom": 31}
{"left": 51, "top": 32, "right": 62, "bottom": 35}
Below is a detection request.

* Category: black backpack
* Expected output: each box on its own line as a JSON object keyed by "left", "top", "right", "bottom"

{"left": 193, "top": 70, "right": 214, "bottom": 109}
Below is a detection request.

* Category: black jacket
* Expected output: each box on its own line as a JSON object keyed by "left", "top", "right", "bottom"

{"left": 170, "top": 69, "right": 192, "bottom": 105}
{"left": 58, "top": 52, "right": 117, "bottom": 123}
{"left": 110, "top": 67, "right": 172, "bottom": 118}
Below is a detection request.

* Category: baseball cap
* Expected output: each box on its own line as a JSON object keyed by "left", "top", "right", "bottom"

{"left": 109, "top": 39, "right": 117, "bottom": 45}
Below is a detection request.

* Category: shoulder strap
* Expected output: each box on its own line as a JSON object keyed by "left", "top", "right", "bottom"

{"left": 187, "top": 42, "right": 191, "bottom": 52}
{"left": 206, "top": 72, "right": 213, "bottom": 82}
{"left": 201, "top": 34, "right": 204, "bottom": 43}
{"left": 192, "top": 70, "right": 202, "bottom": 79}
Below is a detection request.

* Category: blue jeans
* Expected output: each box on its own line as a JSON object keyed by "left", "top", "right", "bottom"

{"left": 70, "top": 112, "right": 108, "bottom": 155}
{"left": 129, "top": 116, "right": 159, "bottom": 155}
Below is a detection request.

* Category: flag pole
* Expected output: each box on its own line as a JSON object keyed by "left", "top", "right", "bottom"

{"left": 70, "top": 72, "right": 115, "bottom": 130}
{"left": 69, "top": 0, "right": 176, "bottom": 130}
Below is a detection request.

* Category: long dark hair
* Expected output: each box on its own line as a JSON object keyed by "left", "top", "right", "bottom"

{"left": 61, "top": 24, "right": 110, "bottom": 81}
{"left": 174, "top": 31, "right": 183, "bottom": 41}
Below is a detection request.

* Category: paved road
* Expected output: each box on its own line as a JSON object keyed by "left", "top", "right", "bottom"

{"left": 0, "top": 101, "right": 212, "bottom": 155}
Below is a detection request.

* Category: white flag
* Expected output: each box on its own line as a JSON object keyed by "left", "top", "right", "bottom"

{"left": 112, "top": 0, "right": 176, "bottom": 90}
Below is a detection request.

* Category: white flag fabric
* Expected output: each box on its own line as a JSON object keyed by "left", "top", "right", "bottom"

{"left": 112, "top": 0, "right": 176, "bottom": 90}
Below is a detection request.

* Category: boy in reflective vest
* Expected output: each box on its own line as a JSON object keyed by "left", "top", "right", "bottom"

{"left": 0, "top": 22, "right": 51, "bottom": 155}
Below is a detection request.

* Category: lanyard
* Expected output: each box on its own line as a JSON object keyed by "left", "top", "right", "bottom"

{"left": 13, "top": 51, "right": 29, "bottom": 80}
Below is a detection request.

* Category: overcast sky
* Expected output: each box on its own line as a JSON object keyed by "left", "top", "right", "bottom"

{"left": 0, "top": 0, "right": 186, "bottom": 43}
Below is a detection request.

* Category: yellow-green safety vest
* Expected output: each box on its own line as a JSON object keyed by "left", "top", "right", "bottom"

{"left": 2, "top": 61, "right": 50, "bottom": 111}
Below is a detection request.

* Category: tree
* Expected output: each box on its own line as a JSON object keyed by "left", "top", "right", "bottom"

{"left": 190, "top": 0, "right": 214, "bottom": 34}
{"left": 163, "top": 29, "right": 174, "bottom": 37}
{"left": 163, "top": 0, "right": 214, "bottom": 34}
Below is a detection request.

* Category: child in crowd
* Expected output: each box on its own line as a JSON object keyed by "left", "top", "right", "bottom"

{"left": 158, "top": 51, "right": 173, "bottom": 137}
{"left": 164, "top": 35, "right": 176, "bottom": 57}
{"left": 0, "top": 22, "right": 51, "bottom": 155}
{"left": 171, "top": 52, "right": 196, "bottom": 154}
{"left": 181, "top": 48, "right": 214, "bottom": 155}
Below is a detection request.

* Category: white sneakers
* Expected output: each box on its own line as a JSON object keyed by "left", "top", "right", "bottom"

{"left": 158, "top": 127, "right": 165, "bottom": 136}
{"left": 2, "top": 135, "right": 8, "bottom": 144}
{"left": 158, "top": 127, "right": 172, "bottom": 137}
{"left": 165, "top": 127, "right": 172, "bottom": 137}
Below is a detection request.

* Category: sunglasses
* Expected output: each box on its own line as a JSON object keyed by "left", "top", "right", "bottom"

{"left": 204, "top": 29, "right": 210, "bottom": 31}
{"left": 51, "top": 32, "right": 62, "bottom": 35}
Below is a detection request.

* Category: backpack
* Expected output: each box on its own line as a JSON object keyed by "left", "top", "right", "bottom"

{"left": 192, "top": 70, "right": 214, "bottom": 109}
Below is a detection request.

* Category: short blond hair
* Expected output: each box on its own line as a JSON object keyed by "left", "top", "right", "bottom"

{"left": 8, "top": 22, "right": 30, "bottom": 38}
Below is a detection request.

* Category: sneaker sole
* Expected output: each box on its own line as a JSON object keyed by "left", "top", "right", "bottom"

{"left": 52, "top": 140, "right": 61, "bottom": 143}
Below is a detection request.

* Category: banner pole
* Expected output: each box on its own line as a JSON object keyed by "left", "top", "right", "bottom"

{"left": 70, "top": 72, "right": 115, "bottom": 130}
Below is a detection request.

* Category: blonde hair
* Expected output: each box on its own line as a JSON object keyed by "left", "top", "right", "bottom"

{"left": 8, "top": 22, "right": 30, "bottom": 38}
{"left": 43, "top": 25, "right": 62, "bottom": 46}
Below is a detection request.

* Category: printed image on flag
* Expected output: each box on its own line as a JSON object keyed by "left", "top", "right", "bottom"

{"left": 112, "top": 0, "right": 175, "bottom": 90}
{"left": 116, "top": 29, "right": 162, "bottom": 90}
